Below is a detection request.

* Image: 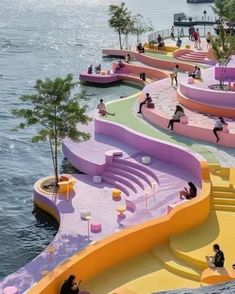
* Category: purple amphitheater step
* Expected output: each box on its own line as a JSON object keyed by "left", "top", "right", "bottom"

{"left": 105, "top": 166, "right": 145, "bottom": 190}
{"left": 102, "top": 172, "right": 138, "bottom": 193}
{"left": 111, "top": 162, "right": 153, "bottom": 187}
{"left": 114, "top": 158, "right": 159, "bottom": 183}
{"left": 101, "top": 175, "right": 131, "bottom": 196}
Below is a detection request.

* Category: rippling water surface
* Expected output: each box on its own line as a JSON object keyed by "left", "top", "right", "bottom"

{"left": 0, "top": 0, "right": 214, "bottom": 279}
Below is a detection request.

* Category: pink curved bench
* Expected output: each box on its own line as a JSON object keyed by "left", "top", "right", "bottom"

{"left": 142, "top": 106, "right": 235, "bottom": 148}
{"left": 102, "top": 48, "right": 195, "bottom": 72}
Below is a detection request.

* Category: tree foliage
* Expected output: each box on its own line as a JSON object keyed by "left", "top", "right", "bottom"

{"left": 108, "top": 2, "right": 132, "bottom": 50}
{"left": 131, "top": 14, "right": 153, "bottom": 43}
{"left": 211, "top": 24, "right": 235, "bottom": 89}
{"left": 12, "top": 74, "right": 91, "bottom": 185}
{"left": 213, "top": 0, "right": 235, "bottom": 22}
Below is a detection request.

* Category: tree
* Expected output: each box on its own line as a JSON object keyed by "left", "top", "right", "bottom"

{"left": 212, "top": 0, "right": 228, "bottom": 20}
{"left": 225, "top": 0, "right": 235, "bottom": 22}
{"left": 211, "top": 24, "right": 235, "bottom": 89}
{"left": 108, "top": 2, "right": 133, "bottom": 50}
{"left": 213, "top": 0, "right": 235, "bottom": 22}
{"left": 131, "top": 14, "right": 153, "bottom": 44}
{"left": 12, "top": 74, "right": 91, "bottom": 186}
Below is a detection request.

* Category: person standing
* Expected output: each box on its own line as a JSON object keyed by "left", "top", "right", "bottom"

{"left": 206, "top": 32, "right": 212, "bottom": 49}
{"left": 196, "top": 29, "right": 201, "bottom": 50}
{"left": 193, "top": 29, "right": 199, "bottom": 49}
{"left": 171, "top": 64, "right": 179, "bottom": 87}
{"left": 170, "top": 26, "right": 175, "bottom": 40}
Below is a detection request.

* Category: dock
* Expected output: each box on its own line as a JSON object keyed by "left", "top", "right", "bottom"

{"left": 174, "top": 12, "right": 216, "bottom": 27}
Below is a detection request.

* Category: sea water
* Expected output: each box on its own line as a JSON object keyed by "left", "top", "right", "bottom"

{"left": 0, "top": 0, "right": 214, "bottom": 279}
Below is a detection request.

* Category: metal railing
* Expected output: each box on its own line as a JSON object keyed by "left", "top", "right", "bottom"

{"left": 148, "top": 26, "right": 214, "bottom": 42}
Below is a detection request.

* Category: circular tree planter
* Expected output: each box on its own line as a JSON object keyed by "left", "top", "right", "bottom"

{"left": 208, "top": 84, "right": 231, "bottom": 91}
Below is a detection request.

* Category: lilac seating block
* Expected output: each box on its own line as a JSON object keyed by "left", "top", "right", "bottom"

{"left": 223, "top": 124, "right": 229, "bottom": 133}
{"left": 3, "top": 286, "right": 18, "bottom": 294}
{"left": 188, "top": 77, "right": 194, "bottom": 84}
{"left": 180, "top": 116, "right": 188, "bottom": 124}
{"left": 90, "top": 222, "right": 102, "bottom": 233}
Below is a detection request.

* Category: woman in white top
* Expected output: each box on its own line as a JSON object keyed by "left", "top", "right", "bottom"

{"left": 213, "top": 117, "right": 227, "bottom": 142}
{"left": 171, "top": 65, "right": 179, "bottom": 86}
{"left": 167, "top": 105, "right": 185, "bottom": 131}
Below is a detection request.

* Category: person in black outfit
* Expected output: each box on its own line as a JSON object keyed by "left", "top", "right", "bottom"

{"left": 60, "top": 275, "right": 82, "bottom": 294}
{"left": 137, "top": 93, "right": 152, "bottom": 115}
{"left": 180, "top": 182, "right": 197, "bottom": 200}
{"left": 137, "top": 43, "right": 145, "bottom": 53}
{"left": 206, "top": 244, "right": 225, "bottom": 268}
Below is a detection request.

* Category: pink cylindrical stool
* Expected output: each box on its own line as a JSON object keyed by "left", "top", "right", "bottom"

{"left": 90, "top": 222, "right": 102, "bottom": 233}
{"left": 3, "top": 286, "right": 18, "bottom": 294}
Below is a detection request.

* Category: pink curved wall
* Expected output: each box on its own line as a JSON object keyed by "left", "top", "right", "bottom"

{"left": 102, "top": 49, "right": 195, "bottom": 72}
{"left": 180, "top": 82, "right": 235, "bottom": 109}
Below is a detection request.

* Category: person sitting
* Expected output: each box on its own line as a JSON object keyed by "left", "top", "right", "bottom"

{"left": 189, "top": 66, "right": 201, "bottom": 79}
{"left": 115, "top": 60, "right": 125, "bottom": 72}
{"left": 193, "top": 67, "right": 201, "bottom": 79}
{"left": 158, "top": 40, "right": 165, "bottom": 50}
{"left": 180, "top": 182, "right": 197, "bottom": 200}
{"left": 137, "top": 43, "right": 144, "bottom": 53}
{"left": 97, "top": 99, "right": 115, "bottom": 117}
{"left": 60, "top": 274, "right": 82, "bottom": 294}
{"left": 125, "top": 53, "right": 131, "bottom": 63}
{"left": 176, "top": 37, "right": 182, "bottom": 48}
{"left": 206, "top": 244, "right": 225, "bottom": 268}
{"left": 95, "top": 64, "right": 101, "bottom": 74}
{"left": 137, "top": 93, "right": 152, "bottom": 115}
{"left": 213, "top": 117, "right": 227, "bottom": 143}
{"left": 87, "top": 65, "right": 93, "bottom": 74}
{"left": 167, "top": 105, "right": 185, "bottom": 131}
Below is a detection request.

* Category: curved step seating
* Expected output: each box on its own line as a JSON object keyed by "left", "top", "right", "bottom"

{"left": 209, "top": 165, "right": 235, "bottom": 212}
{"left": 169, "top": 203, "right": 235, "bottom": 284}
{"left": 177, "top": 51, "right": 213, "bottom": 64}
{"left": 152, "top": 244, "right": 202, "bottom": 281}
{"left": 105, "top": 167, "right": 145, "bottom": 190}
{"left": 114, "top": 158, "right": 159, "bottom": 183}
{"left": 102, "top": 157, "right": 160, "bottom": 216}
{"left": 142, "top": 76, "right": 235, "bottom": 147}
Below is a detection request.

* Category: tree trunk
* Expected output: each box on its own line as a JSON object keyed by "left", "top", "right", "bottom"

{"left": 49, "top": 136, "right": 55, "bottom": 173}
{"left": 118, "top": 31, "right": 123, "bottom": 50}
{"left": 54, "top": 135, "right": 59, "bottom": 186}
{"left": 220, "top": 65, "right": 224, "bottom": 90}
{"left": 54, "top": 106, "right": 59, "bottom": 186}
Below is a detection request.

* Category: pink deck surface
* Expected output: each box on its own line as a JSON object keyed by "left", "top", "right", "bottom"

{"left": 180, "top": 65, "right": 235, "bottom": 109}
{"left": 145, "top": 75, "right": 235, "bottom": 129}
